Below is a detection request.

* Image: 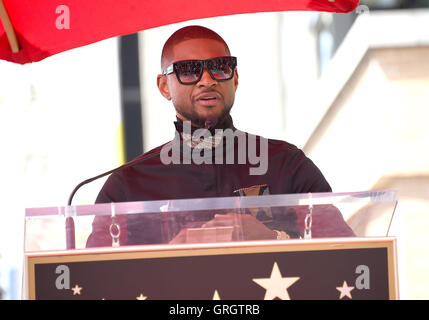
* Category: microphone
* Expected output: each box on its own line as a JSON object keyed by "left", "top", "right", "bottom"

{"left": 67, "top": 149, "right": 163, "bottom": 206}
{"left": 65, "top": 148, "right": 166, "bottom": 249}
{"left": 68, "top": 118, "right": 218, "bottom": 207}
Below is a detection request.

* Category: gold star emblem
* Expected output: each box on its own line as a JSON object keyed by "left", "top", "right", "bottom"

{"left": 71, "top": 284, "right": 82, "bottom": 295}
{"left": 212, "top": 290, "right": 221, "bottom": 300}
{"left": 252, "top": 262, "right": 300, "bottom": 300}
{"left": 136, "top": 293, "right": 147, "bottom": 300}
{"left": 336, "top": 281, "right": 355, "bottom": 299}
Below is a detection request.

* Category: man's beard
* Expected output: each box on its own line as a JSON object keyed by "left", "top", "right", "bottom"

{"left": 177, "top": 104, "right": 233, "bottom": 129}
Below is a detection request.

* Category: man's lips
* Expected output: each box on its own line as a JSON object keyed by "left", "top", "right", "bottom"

{"left": 195, "top": 91, "right": 221, "bottom": 102}
{"left": 195, "top": 91, "right": 221, "bottom": 106}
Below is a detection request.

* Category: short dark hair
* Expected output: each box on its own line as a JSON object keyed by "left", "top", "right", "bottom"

{"left": 161, "top": 25, "right": 231, "bottom": 71}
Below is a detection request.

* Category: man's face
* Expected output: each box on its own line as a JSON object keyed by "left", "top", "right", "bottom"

{"left": 157, "top": 38, "right": 239, "bottom": 127}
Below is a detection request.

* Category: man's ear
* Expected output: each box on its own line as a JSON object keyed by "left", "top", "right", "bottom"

{"left": 233, "top": 68, "right": 239, "bottom": 92}
{"left": 157, "top": 74, "right": 171, "bottom": 100}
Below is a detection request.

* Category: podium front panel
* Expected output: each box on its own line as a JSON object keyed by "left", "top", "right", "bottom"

{"left": 25, "top": 237, "right": 398, "bottom": 300}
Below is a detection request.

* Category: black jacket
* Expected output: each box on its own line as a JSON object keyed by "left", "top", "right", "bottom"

{"left": 86, "top": 116, "right": 354, "bottom": 247}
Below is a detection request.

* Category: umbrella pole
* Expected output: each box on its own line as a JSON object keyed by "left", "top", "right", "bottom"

{"left": 0, "top": 0, "right": 19, "bottom": 53}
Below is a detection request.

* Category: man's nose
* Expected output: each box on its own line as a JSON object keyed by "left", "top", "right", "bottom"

{"left": 197, "top": 68, "right": 217, "bottom": 87}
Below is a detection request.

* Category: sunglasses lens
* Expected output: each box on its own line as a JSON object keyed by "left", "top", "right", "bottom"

{"left": 173, "top": 57, "right": 236, "bottom": 84}
{"left": 208, "top": 57, "right": 236, "bottom": 81}
{"left": 175, "top": 61, "right": 202, "bottom": 84}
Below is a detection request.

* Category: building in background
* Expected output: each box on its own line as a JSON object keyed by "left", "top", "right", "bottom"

{"left": 302, "top": 9, "right": 429, "bottom": 299}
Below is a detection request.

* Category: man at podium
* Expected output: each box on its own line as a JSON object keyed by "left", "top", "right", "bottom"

{"left": 86, "top": 26, "right": 354, "bottom": 248}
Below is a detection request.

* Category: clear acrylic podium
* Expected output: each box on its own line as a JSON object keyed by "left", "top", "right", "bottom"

{"left": 23, "top": 190, "right": 399, "bottom": 300}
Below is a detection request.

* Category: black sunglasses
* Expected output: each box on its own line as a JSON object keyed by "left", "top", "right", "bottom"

{"left": 162, "top": 56, "right": 237, "bottom": 85}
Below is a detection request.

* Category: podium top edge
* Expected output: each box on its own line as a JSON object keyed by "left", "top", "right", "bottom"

{"left": 25, "top": 190, "right": 398, "bottom": 217}
{"left": 24, "top": 236, "right": 397, "bottom": 259}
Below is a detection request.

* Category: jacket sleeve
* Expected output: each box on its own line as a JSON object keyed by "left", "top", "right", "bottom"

{"left": 278, "top": 150, "right": 355, "bottom": 238}
{"left": 294, "top": 204, "right": 356, "bottom": 238}
{"left": 290, "top": 152, "right": 332, "bottom": 194}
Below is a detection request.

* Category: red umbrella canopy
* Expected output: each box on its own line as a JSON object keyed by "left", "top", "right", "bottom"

{"left": 0, "top": 0, "right": 358, "bottom": 64}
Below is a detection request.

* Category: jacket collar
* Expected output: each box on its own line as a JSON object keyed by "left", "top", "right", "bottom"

{"left": 173, "top": 114, "right": 235, "bottom": 135}
{"left": 173, "top": 114, "right": 237, "bottom": 150}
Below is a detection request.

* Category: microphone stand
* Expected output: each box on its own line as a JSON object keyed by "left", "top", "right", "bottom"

{"left": 65, "top": 151, "right": 164, "bottom": 249}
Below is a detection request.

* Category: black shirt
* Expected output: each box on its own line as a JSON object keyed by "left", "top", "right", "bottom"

{"left": 86, "top": 116, "right": 353, "bottom": 247}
